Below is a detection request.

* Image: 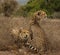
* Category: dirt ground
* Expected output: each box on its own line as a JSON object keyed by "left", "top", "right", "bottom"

{"left": 0, "top": 16, "right": 60, "bottom": 55}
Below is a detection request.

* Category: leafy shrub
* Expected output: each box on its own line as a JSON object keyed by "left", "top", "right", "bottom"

{"left": 21, "top": 0, "right": 60, "bottom": 17}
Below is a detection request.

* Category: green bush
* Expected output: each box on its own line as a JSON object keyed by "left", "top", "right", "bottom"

{"left": 21, "top": 0, "right": 60, "bottom": 17}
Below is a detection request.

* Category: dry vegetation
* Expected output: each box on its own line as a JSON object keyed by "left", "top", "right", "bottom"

{"left": 0, "top": 0, "right": 60, "bottom": 55}
{"left": 0, "top": 16, "right": 60, "bottom": 55}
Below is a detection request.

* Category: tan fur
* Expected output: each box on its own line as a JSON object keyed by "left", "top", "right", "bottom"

{"left": 11, "top": 27, "right": 41, "bottom": 54}
{"left": 30, "top": 10, "right": 47, "bottom": 25}
{"left": 29, "top": 10, "right": 49, "bottom": 54}
{"left": 11, "top": 27, "right": 31, "bottom": 43}
{"left": 33, "top": 10, "right": 47, "bottom": 20}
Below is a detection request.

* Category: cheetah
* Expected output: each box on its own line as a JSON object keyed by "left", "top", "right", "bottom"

{"left": 29, "top": 10, "right": 49, "bottom": 55}
{"left": 10, "top": 27, "right": 39, "bottom": 54}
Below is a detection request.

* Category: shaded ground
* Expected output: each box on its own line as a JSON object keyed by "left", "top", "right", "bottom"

{"left": 0, "top": 16, "right": 60, "bottom": 55}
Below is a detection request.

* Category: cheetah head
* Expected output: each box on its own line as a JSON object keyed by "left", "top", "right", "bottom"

{"left": 10, "top": 27, "right": 31, "bottom": 43}
{"left": 31, "top": 10, "right": 47, "bottom": 24}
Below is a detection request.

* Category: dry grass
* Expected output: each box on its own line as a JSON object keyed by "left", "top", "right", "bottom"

{"left": 0, "top": 16, "right": 60, "bottom": 55}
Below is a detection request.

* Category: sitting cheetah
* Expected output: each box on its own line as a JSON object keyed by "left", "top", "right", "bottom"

{"left": 29, "top": 10, "right": 49, "bottom": 55}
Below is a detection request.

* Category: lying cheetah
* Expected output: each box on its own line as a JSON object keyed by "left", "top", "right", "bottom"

{"left": 10, "top": 27, "right": 39, "bottom": 55}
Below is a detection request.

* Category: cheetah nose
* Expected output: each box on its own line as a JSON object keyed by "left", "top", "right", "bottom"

{"left": 25, "top": 35, "right": 28, "bottom": 38}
